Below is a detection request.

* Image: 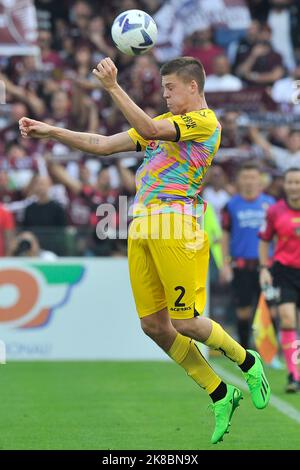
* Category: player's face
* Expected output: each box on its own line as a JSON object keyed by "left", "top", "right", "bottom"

{"left": 238, "top": 169, "right": 262, "bottom": 197}
{"left": 287, "top": 132, "right": 300, "bottom": 152}
{"left": 161, "top": 74, "right": 192, "bottom": 115}
{"left": 97, "top": 169, "right": 111, "bottom": 192}
{"left": 284, "top": 171, "right": 300, "bottom": 201}
{"left": 34, "top": 176, "right": 51, "bottom": 199}
{"left": 0, "top": 171, "right": 8, "bottom": 189}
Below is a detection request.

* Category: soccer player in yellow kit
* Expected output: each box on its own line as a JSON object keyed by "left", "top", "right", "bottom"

{"left": 19, "top": 56, "right": 270, "bottom": 444}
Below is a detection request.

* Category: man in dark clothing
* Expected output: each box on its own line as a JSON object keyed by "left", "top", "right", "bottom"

{"left": 23, "top": 175, "right": 67, "bottom": 255}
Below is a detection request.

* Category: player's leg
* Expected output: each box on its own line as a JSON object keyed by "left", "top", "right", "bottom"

{"left": 128, "top": 217, "right": 225, "bottom": 402}
{"left": 273, "top": 262, "right": 300, "bottom": 392}
{"left": 145, "top": 215, "right": 242, "bottom": 443}
{"left": 172, "top": 315, "right": 270, "bottom": 409}
{"left": 141, "top": 308, "right": 242, "bottom": 444}
{"left": 140, "top": 307, "right": 221, "bottom": 393}
{"left": 128, "top": 219, "right": 227, "bottom": 400}
{"left": 278, "top": 303, "right": 299, "bottom": 392}
{"left": 236, "top": 306, "right": 252, "bottom": 348}
{"left": 167, "top": 227, "right": 270, "bottom": 410}
{"left": 232, "top": 267, "right": 258, "bottom": 349}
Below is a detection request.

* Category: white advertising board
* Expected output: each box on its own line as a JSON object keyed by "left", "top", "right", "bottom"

{"left": 0, "top": 259, "right": 168, "bottom": 360}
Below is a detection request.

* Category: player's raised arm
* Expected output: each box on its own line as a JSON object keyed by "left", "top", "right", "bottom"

{"left": 18, "top": 117, "right": 136, "bottom": 156}
{"left": 92, "top": 58, "right": 177, "bottom": 141}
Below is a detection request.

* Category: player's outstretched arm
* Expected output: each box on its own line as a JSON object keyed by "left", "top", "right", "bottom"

{"left": 93, "top": 58, "right": 177, "bottom": 141}
{"left": 259, "top": 240, "right": 273, "bottom": 287}
{"left": 19, "top": 117, "right": 135, "bottom": 156}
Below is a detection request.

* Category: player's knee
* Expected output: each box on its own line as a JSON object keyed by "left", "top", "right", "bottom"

{"left": 172, "top": 320, "right": 190, "bottom": 336}
{"left": 279, "top": 307, "right": 296, "bottom": 329}
{"left": 280, "top": 311, "right": 296, "bottom": 329}
{"left": 172, "top": 318, "right": 204, "bottom": 337}
{"left": 141, "top": 321, "right": 161, "bottom": 339}
{"left": 140, "top": 318, "right": 170, "bottom": 340}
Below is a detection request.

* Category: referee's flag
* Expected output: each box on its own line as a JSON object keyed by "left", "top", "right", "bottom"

{"left": 252, "top": 293, "right": 278, "bottom": 363}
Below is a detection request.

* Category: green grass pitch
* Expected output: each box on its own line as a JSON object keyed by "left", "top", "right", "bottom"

{"left": 0, "top": 359, "right": 299, "bottom": 450}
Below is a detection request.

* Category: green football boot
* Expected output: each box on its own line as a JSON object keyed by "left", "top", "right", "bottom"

{"left": 210, "top": 384, "right": 243, "bottom": 444}
{"left": 243, "top": 350, "right": 271, "bottom": 409}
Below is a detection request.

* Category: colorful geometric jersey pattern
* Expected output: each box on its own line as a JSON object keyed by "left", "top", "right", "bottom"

{"left": 128, "top": 109, "right": 221, "bottom": 217}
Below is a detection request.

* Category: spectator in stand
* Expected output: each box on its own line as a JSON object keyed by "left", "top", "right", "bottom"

{"left": 10, "top": 231, "right": 57, "bottom": 260}
{"left": 267, "top": 125, "right": 290, "bottom": 148}
{"left": 235, "top": 23, "right": 285, "bottom": 87}
{"left": 0, "top": 170, "right": 16, "bottom": 204}
{"left": 271, "top": 63, "right": 300, "bottom": 113}
{"left": 216, "top": 111, "right": 256, "bottom": 178}
{"left": 267, "top": 0, "right": 300, "bottom": 71}
{"left": 0, "top": 71, "right": 45, "bottom": 120}
{"left": 48, "top": 86, "right": 99, "bottom": 137}
{"left": 38, "top": 28, "right": 64, "bottom": 72}
{"left": 72, "top": 43, "right": 102, "bottom": 91}
{"left": 0, "top": 100, "right": 42, "bottom": 164}
{"left": 46, "top": 89, "right": 73, "bottom": 128}
{"left": 219, "top": 112, "right": 251, "bottom": 149}
{"left": 183, "top": 28, "right": 225, "bottom": 76}
{"left": 128, "top": 55, "right": 161, "bottom": 108}
{"left": 47, "top": 159, "right": 135, "bottom": 256}
{"left": 22, "top": 175, "right": 67, "bottom": 256}
{"left": 0, "top": 170, "right": 39, "bottom": 221}
{"left": 265, "top": 171, "right": 285, "bottom": 200}
{"left": 64, "top": 163, "right": 94, "bottom": 229}
{"left": 202, "top": 165, "right": 231, "bottom": 223}
{"left": 41, "top": 89, "right": 91, "bottom": 159}
{"left": 0, "top": 102, "right": 36, "bottom": 155}
{"left": 247, "top": 0, "right": 269, "bottom": 22}
{"left": 13, "top": 55, "right": 45, "bottom": 91}
{"left": 221, "top": 162, "right": 275, "bottom": 348}
{"left": 250, "top": 127, "right": 300, "bottom": 171}
{"left": 0, "top": 203, "right": 15, "bottom": 256}
{"left": 205, "top": 55, "right": 243, "bottom": 92}
{"left": 216, "top": 111, "right": 258, "bottom": 169}
{"left": 35, "top": 0, "right": 69, "bottom": 32}
{"left": 69, "top": 0, "right": 93, "bottom": 44}
{"left": 71, "top": 48, "right": 101, "bottom": 133}
{"left": 3, "top": 141, "right": 39, "bottom": 190}
{"left": 231, "top": 20, "right": 261, "bottom": 71}
{"left": 88, "top": 16, "right": 116, "bottom": 60}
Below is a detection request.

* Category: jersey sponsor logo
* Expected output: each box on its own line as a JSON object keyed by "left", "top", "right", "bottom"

{"left": 148, "top": 140, "right": 158, "bottom": 150}
{"left": 181, "top": 114, "right": 197, "bottom": 129}
{"left": 237, "top": 209, "right": 266, "bottom": 229}
{"left": 170, "top": 306, "right": 192, "bottom": 311}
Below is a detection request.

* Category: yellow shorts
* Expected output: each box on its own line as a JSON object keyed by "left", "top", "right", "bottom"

{"left": 128, "top": 213, "right": 209, "bottom": 319}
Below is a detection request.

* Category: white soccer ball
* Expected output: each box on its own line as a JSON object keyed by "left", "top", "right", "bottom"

{"left": 111, "top": 9, "right": 157, "bottom": 56}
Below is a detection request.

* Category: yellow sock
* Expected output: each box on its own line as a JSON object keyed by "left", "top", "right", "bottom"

{"left": 204, "top": 320, "right": 246, "bottom": 365}
{"left": 168, "top": 333, "right": 221, "bottom": 394}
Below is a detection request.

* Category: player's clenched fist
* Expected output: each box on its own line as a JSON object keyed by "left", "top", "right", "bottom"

{"left": 92, "top": 57, "right": 118, "bottom": 91}
{"left": 19, "top": 117, "right": 53, "bottom": 139}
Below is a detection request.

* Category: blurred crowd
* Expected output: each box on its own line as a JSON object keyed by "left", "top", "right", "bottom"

{"left": 1, "top": 0, "right": 300, "bottom": 260}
